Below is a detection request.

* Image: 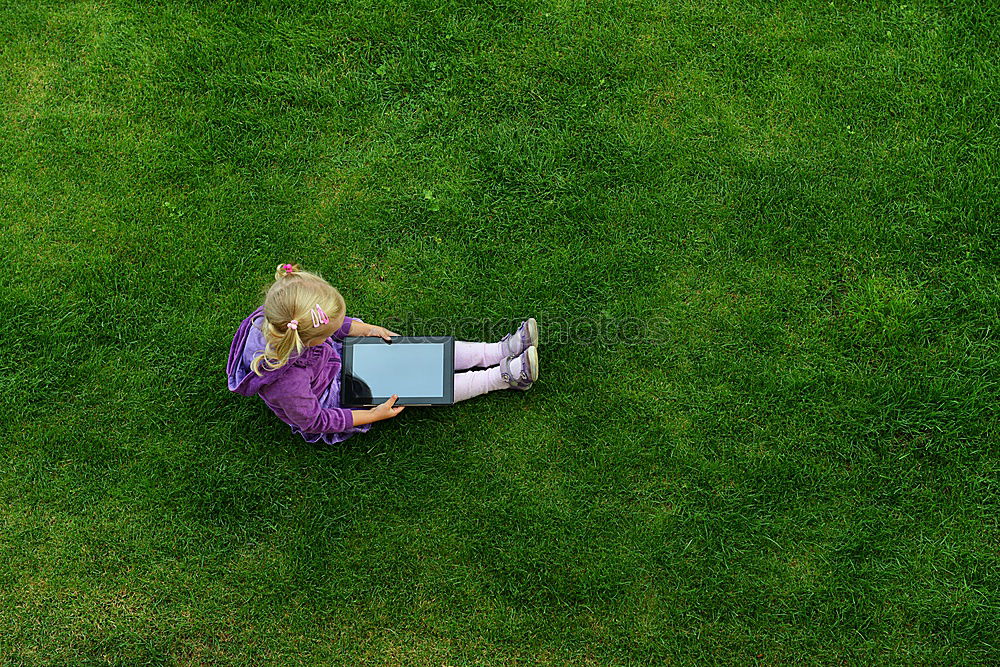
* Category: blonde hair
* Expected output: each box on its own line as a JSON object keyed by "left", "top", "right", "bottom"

{"left": 251, "top": 263, "right": 347, "bottom": 376}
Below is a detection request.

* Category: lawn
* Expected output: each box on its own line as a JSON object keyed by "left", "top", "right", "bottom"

{"left": 1, "top": 0, "right": 997, "bottom": 663}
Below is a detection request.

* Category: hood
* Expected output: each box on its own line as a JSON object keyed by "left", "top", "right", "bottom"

{"left": 227, "top": 306, "right": 289, "bottom": 396}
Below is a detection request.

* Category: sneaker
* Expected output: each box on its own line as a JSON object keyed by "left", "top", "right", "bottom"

{"left": 499, "top": 317, "right": 538, "bottom": 358}
{"left": 500, "top": 345, "right": 539, "bottom": 390}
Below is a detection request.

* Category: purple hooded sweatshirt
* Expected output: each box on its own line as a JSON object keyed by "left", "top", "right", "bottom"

{"left": 226, "top": 307, "right": 372, "bottom": 445}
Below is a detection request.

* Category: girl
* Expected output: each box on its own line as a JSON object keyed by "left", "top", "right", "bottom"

{"left": 226, "top": 263, "right": 539, "bottom": 445}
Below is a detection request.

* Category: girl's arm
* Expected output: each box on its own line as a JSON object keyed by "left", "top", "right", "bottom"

{"left": 263, "top": 379, "right": 355, "bottom": 434}
{"left": 350, "top": 395, "right": 405, "bottom": 426}
{"left": 262, "top": 371, "right": 404, "bottom": 433}
{"left": 348, "top": 319, "right": 399, "bottom": 342}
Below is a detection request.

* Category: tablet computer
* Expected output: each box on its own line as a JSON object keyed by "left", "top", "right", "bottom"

{"left": 340, "top": 336, "right": 455, "bottom": 407}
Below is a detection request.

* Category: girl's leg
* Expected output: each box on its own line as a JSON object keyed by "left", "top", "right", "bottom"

{"left": 453, "top": 348, "right": 537, "bottom": 402}
{"left": 453, "top": 367, "right": 506, "bottom": 402}
{"left": 453, "top": 319, "right": 538, "bottom": 371}
{"left": 454, "top": 341, "right": 506, "bottom": 371}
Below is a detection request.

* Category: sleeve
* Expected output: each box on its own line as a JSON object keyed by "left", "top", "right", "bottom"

{"left": 333, "top": 315, "right": 360, "bottom": 340}
{"left": 260, "top": 371, "right": 355, "bottom": 434}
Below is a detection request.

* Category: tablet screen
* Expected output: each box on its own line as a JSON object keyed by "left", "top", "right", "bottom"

{"left": 352, "top": 343, "right": 443, "bottom": 397}
{"left": 341, "top": 337, "right": 455, "bottom": 406}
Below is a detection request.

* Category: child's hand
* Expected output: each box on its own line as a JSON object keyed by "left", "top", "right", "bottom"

{"left": 365, "top": 324, "right": 399, "bottom": 341}
{"left": 371, "top": 394, "right": 405, "bottom": 421}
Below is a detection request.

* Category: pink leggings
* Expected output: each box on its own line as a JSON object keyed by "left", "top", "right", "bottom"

{"left": 453, "top": 341, "right": 512, "bottom": 402}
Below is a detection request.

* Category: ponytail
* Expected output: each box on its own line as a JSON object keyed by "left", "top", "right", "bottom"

{"left": 276, "top": 263, "right": 300, "bottom": 280}
{"left": 251, "top": 319, "right": 306, "bottom": 375}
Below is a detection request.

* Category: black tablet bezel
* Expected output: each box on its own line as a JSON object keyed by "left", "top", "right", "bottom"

{"left": 340, "top": 336, "right": 455, "bottom": 407}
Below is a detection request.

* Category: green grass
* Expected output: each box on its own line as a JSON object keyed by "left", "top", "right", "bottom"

{"left": 1, "top": 0, "right": 998, "bottom": 663}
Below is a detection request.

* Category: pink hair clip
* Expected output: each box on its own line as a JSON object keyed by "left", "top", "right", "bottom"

{"left": 282, "top": 263, "right": 295, "bottom": 274}
{"left": 287, "top": 320, "right": 299, "bottom": 330}
{"left": 311, "top": 303, "right": 329, "bottom": 328}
